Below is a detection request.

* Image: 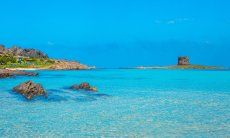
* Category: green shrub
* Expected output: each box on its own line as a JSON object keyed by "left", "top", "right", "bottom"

{"left": 0, "top": 54, "right": 17, "bottom": 65}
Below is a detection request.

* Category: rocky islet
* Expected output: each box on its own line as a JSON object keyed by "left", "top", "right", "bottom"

{"left": 13, "top": 80, "right": 47, "bottom": 100}
{"left": 12, "top": 80, "right": 99, "bottom": 100}
{"left": 70, "top": 82, "right": 98, "bottom": 92}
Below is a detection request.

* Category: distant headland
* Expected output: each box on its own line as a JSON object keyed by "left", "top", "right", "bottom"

{"left": 137, "top": 56, "right": 222, "bottom": 70}
{"left": 0, "top": 44, "right": 89, "bottom": 70}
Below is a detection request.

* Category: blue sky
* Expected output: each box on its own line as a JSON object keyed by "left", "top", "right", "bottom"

{"left": 0, "top": 0, "right": 230, "bottom": 67}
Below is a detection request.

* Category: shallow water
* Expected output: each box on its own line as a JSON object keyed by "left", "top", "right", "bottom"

{"left": 0, "top": 69, "right": 230, "bottom": 137}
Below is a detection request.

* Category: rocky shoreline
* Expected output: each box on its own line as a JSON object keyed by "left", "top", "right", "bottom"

{"left": 49, "top": 60, "right": 89, "bottom": 70}
{"left": 0, "top": 69, "right": 38, "bottom": 78}
{"left": 0, "top": 45, "right": 90, "bottom": 71}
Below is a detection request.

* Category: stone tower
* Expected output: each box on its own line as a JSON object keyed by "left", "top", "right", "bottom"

{"left": 178, "top": 56, "right": 190, "bottom": 65}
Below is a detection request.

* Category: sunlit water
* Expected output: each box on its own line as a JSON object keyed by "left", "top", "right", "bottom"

{"left": 0, "top": 69, "right": 230, "bottom": 137}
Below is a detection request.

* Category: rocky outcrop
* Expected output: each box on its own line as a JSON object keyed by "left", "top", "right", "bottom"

{"left": 0, "top": 72, "right": 12, "bottom": 78}
{"left": 9, "top": 46, "right": 48, "bottom": 58}
{"left": 49, "top": 60, "right": 88, "bottom": 70}
{"left": 13, "top": 80, "right": 47, "bottom": 100}
{"left": 71, "top": 82, "right": 98, "bottom": 92}
{"left": 11, "top": 70, "right": 38, "bottom": 76}
{"left": 0, "top": 69, "right": 38, "bottom": 79}
{"left": 0, "top": 45, "right": 48, "bottom": 58}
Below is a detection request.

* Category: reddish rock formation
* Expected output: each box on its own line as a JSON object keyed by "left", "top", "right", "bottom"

{"left": 9, "top": 46, "right": 48, "bottom": 58}
{"left": 0, "top": 72, "right": 12, "bottom": 78}
{"left": 13, "top": 80, "right": 47, "bottom": 100}
{"left": 0, "top": 45, "right": 48, "bottom": 58}
{"left": 0, "top": 69, "right": 38, "bottom": 79}
{"left": 49, "top": 60, "right": 88, "bottom": 70}
{"left": 178, "top": 56, "right": 190, "bottom": 65}
{"left": 71, "top": 82, "right": 98, "bottom": 92}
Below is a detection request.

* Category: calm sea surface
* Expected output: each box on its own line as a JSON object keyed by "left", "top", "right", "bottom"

{"left": 0, "top": 69, "right": 230, "bottom": 137}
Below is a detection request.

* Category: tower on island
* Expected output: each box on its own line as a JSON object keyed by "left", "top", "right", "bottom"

{"left": 178, "top": 56, "right": 190, "bottom": 65}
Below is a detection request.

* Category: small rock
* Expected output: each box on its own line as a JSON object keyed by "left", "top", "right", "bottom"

{"left": 71, "top": 82, "right": 98, "bottom": 92}
{"left": 13, "top": 80, "right": 47, "bottom": 100}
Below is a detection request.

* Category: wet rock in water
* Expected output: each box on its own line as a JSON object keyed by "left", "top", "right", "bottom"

{"left": 13, "top": 80, "right": 47, "bottom": 100}
{"left": 0, "top": 73, "right": 12, "bottom": 78}
{"left": 0, "top": 69, "right": 38, "bottom": 79}
{"left": 71, "top": 82, "right": 98, "bottom": 92}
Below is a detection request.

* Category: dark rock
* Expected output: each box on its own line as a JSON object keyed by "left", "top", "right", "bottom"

{"left": 13, "top": 81, "right": 47, "bottom": 100}
{"left": 71, "top": 82, "right": 98, "bottom": 92}
{"left": 0, "top": 73, "right": 12, "bottom": 78}
{"left": 0, "top": 69, "right": 38, "bottom": 78}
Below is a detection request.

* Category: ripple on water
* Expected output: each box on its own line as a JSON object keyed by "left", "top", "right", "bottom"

{"left": 0, "top": 69, "right": 230, "bottom": 137}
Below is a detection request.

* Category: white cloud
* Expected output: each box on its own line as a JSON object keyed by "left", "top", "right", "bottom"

{"left": 155, "top": 18, "right": 193, "bottom": 25}
{"left": 167, "top": 20, "right": 176, "bottom": 24}
{"left": 176, "top": 18, "right": 190, "bottom": 22}
{"left": 154, "top": 20, "right": 162, "bottom": 24}
{"left": 203, "top": 40, "right": 212, "bottom": 45}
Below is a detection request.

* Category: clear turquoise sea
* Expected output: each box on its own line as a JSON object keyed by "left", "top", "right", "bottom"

{"left": 0, "top": 69, "right": 230, "bottom": 137}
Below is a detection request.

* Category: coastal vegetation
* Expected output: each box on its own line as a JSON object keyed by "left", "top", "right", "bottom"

{"left": 0, "top": 54, "right": 55, "bottom": 69}
{"left": 0, "top": 44, "right": 53, "bottom": 69}
{"left": 0, "top": 53, "right": 17, "bottom": 65}
{"left": 0, "top": 44, "right": 88, "bottom": 70}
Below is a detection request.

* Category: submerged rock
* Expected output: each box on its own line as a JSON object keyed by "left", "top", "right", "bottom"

{"left": 71, "top": 82, "right": 98, "bottom": 92}
{"left": 13, "top": 80, "right": 47, "bottom": 100}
